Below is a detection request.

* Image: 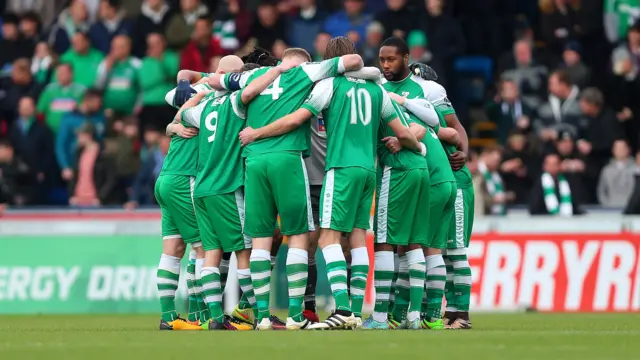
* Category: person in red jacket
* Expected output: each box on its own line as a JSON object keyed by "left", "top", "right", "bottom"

{"left": 179, "top": 16, "right": 225, "bottom": 73}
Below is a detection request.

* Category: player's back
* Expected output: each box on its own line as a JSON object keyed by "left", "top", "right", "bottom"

{"left": 161, "top": 124, "right": 198, "bottom": 177}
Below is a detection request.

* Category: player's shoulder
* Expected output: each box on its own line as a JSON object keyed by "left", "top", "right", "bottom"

{"left": 409, "top": 75, "right": 447, "bottom": 99}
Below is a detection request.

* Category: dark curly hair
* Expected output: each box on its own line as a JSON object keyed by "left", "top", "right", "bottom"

{"left": 241, "top": 47, "right": 280, "bottom": 67}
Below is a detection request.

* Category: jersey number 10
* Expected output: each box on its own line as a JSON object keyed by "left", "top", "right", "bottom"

{"left": 346, "top": 87, "right": 372, "bottom": 126}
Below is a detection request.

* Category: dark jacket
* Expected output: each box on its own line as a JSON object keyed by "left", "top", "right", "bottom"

{"left": 9, "top": 118, "right": 56, "bottom": 180}
{"left": 624, "top": 171, "right": 640, "bottom": 214}
{"left": 418, "top": 12, "right": 465, "bottom": 62}
{"left": 130, "top": 148, "right": 163, "bottom": 205}
{"left": 131, "top": 3, "right": 173, "bottom": 58}
{"left": 375, "top": 6, "right": 418, "bottom": 40}
{"left": 89, "top": 15, "right": 134, "bottom": 54}
{"left": 0, "top": 156, "right": 34, "bottom": 206}
{"left": 541, "top": 7, "right": 581, "bottom": 53}
{"left": 288, "top": 8, "right": 328, "bottom": 54}
{"left": 528, "top": 173, "right": 584, "bottom": 215}
{"left": 0, "top": 78, "right": 41, "bottom": 133}
{"left": 68, "top": 145, "right": 120, "bottom": 205}
{"left": 0, "top": 38, "right": 33, "bottom": 70}
{"left": 485, "top": 98, "right": 536, "bottom": 144}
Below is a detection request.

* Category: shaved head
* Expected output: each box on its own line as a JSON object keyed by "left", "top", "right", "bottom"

{"left": 216, "top": 55, "right": 244, "bottom": 74}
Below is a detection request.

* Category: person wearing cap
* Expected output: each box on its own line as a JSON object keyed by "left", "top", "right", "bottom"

{"left": 561, "top": 41, "right": 590, "bottom": 88}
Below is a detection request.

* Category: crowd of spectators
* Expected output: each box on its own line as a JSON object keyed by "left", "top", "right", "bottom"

{"left": 0, "top": 0, "right": 639, "bottom": 216}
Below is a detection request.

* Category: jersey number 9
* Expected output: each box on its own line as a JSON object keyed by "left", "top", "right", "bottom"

{"left": 346, "top": 87, "right": 372, "bottom": 126}
{"left": 205, "top": 111, "right": 218, "bottom": 143}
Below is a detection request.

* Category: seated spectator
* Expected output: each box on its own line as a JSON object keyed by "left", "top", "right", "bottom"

{"left": 324, "top": 0, "right": 372, "bottom": 48}
{"left": 31, "top": 42, "right": 53, "bottom": 84}
{"left": 376, "top": 0, "right": 417, "bottom": 40}
{"left": 313, "top": 31, "right": 331, "bottom": 61}
{"left": 560, "top": 41, "right": 590, "bottom": 89}
{"left": 529, "top": 153, "right": 583, "bottom": 215}
{"left": 60, "top": 32, "right": 105, "bottom": 88}
{"left": 126, "top": 134, "right": 170, "bottom": 209}
{"left": 56, "top": 89, "right": 106, "bottom": 184}
{"left": 132, "top": 0, "right": 173, "bottom": 58}
{"left": 534, "top": 70, "right": 582, "bottom": 147}
{"left": 96, "top": 35, "right": 141, "bottom": 117}
{"left": 500, "top": 39, "right": 549, "bottom": 109}
{"left": 485, "top": 79, "right": 536, "bottom": 145}
{"left": 287, "top": 0, "right": 327, "bottom": 54}
{"left": 0, "top": 139, "right": 33, "bottom": 206}
{"left": 539, "top": 0, "right": 581, "bottom": 54}
{"left": 8, "top": 97, "right": 55, "bottom": 205}
{"left": 500, "top": 132, "right": 537, "bottom": 205}
{"left": 19, "top": 12, "right": 41, "bottom": 56}
{"left": 477, "top": 145, "right": 510, "bottom": 215}
{"left": 0, "top": 13, "right": 32, "bottom": 72}
{"left": 89, "top": 0, "right": 134, "bottom": 54}
{"left": 165, "top": 0, "right": 210, "bottom": 49}
{"left": 598, "top": 140, "right": 636, "bottom": 208}
{"left": 68, "top": 122, "right": 117, "bottom": 207}
{"left": 139, "top": 33, "right": 179, "bottom": 131}
{"left": 362, "top": 21, "right": 384, "bottom": 66}
{"left": 36, "top": 63, "right": 86, "bottom": 134}
{"left": 250, "top": 1, "right": 288, "bottom": 54}
{"left": 0, "top": 58, "right": 40, "bottom": 131}
{"left": 48, "top": 0, "right": 91, "bottom": 55}
{"left": 180, "top": 17, "right": 225, "bottom": 73}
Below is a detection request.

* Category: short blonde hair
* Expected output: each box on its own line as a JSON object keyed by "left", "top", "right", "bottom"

{"left": 282, "top": 47, "right": 311, "bottom": 62}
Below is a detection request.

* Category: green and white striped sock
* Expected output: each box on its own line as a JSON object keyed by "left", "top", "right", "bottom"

{"left": 157, "top": 254, "right": 180, "bottom": 322}
{"left": 220, "top": 257, "right": 229, "bottom": 294}
{"left": 186, "top": 252, "right": 199, "bottom": 322}
{"left": 444, "top": 254, "right": 457, "bottom": 312}
{"left": 372, "top": 251, "right": 394, "bottom": 322}
{"left": 201, "top": 267, "right": 224, "bottom": 322}
{"left": 238, "top": 268, "right": 258, "bottom": 319}
{"left": 250, "top": 249, "right": 272, "bottom": 321}
{"left": 323, "top": 244, "right": 351, "bottom": 312}
{"left": 448, "top": 249, "right": 472, "bottom": 312}
{"left": 425, "top": 254, "right": 446, "bottom": 322}
{"left": 406, "top": 249, "right": 426, "bottom": 321}
{"left": 350, "top": 247, "right": 369, "bottom": 318}
{"left": 195, "top": 258, "right": 210, "bottom": 322}
{"left": 392, "top": 255, "right": 409, "bottom": 322}
{"left": 286, "top": 248, "right": 308, "bottom": 322}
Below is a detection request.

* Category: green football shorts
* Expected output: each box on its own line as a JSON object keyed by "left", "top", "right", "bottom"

{"left": 447, "top": 185, "right": 475, "bottom": 249}
{"left": 194, "top": 188, "right": 252, "bottom": 252}
{"left": 427, "top": 181, "right": 456, "bottom": 249}
{"left": 319, "top": 167, "right": 375, "bottom": 232}
{"left": 154, "top": 174, "right": 200, "bottom": 243}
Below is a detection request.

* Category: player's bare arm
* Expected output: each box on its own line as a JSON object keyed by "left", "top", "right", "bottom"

{"left": 344, "top": 66, "right": 381, "bottom": 81}
{"left": 176, "top": 69, "right": 204, "bottom": 84}
{"left": 437, "top": 127, "right": 461, "bottom": 149}
{"left": 240, "top": 61, "right": 296, "bottom": 105}
{"left": 176, "top": 91, "right": 210, "bottom": 120}
{"left": 166, "top": 119, "right": 199, "bottom": 139}
{"left": 383, "top": 122, "right": 427, "bottom": 154}
{"left": 239, "top": 108, "right": 313, "bottom": 147}
{"left": 338, "top": 54, "right": 364, "bottom": 72}
{"left": 383, "top": 118, "right": 426, "bottom": 155}
{"left": 445, "top": 113, "right": 469, "bottom": 170}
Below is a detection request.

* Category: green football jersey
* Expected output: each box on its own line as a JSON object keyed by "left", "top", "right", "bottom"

{"left": 377, "top": 100, "right": 428, "bottom": 171}
{"left": 435, "top": 109, "right": 473, "bottom": 188}
{"left": 160, "top": 119, "right": 198, "bottom": 177}
{"left": 221, "top": 58, "right": 341, "bottom": 158}
{"left": 181, "top": 91, "right": 246, "bottom": 197}
{"left": 301, "top": 76, "right": 397, "bottom": 172}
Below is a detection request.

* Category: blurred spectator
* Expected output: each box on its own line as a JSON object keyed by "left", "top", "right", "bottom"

{"left": 60, "top": 32, "right": 105, "bottom": 88}
{"left": 126, "top": 134, "right": 169, "bottom": 208}
{"left": 68, "top": 122, "right": 117, "bottom": 207}
{"left": 113, "top": 118, "right": 141, "bottom": 197}
{"left": 313, "top": 31, "right": 331, "bottom": 61}
{"left": 407, "top": 30, "right": 443, "bottom": 78}
{"left": 251, "top": 1, "right": 288, "bottom": 54}
{"left": 611, "top": 20, "right": 640, "bottom": 82}
{"left": 288, "top": 0, "right": 328, "bottom": 54}
{"left": 375, "top": 0, "right": 417, "bottom": 40}
{"left": 132, "top": 0, "right": 173, "bottom": 58}
{"left": 0, "top": 59, "right": 40, "bottom": 130}
{"left": 623, "top": 153, "right": 640, "bottom": 214}
{"left": 19, "top": 11, "right": 41, "bottom": 55}
{"left": 500, "top": 132, "right": 538, "bottom": 204}
{"left": 31, "top": 42, "right": 53, "bottom": 84}
{"left": 553, "top": 130, "right": 587, "bottom": 204}
{"left": 477, "top": 145, "right": 510, "bottom": 215}
{"left": 0, "top": 139, "right": 33, "bottom": 206}
{"left": 529, "top": 153, "right": 583, "bottom": 215}
{"left": 534, "top": 70, "right": 582, "bottom": 145}
{"left": 212, "top": 0, "right": 252, "bottom": 53}
{"left": 485, "top": 78, "right": 536, "bottom": 145}
{"left": 604, "top": 0, "right": 640, "bottom": 43}
{"left": 418, "top": 0, "right": 465, "bottom": 88}
{"left": 500, "top": 39, "right": 549, "bottom": 109}
{"left": 180, "top": 17, "right": 225, "bottom": 73}
{"left": 324, "top": 0, "right": 372, "bottom": 48}
{"left": 539, "top": 0, "right": 582, "bottom": 54}
{"left": 96, "top": 35, "right": 141, "bottom": 116}
{"left": 466, "top": 150, "right": 489, "bottom": 217}
{"left": 362, "top": 21, "right": 384, "bottom": 66}
{"left": 165, "top": 0, "right": 210, "bottom": 49}
{"left": 5, "top": 0, "right": 60, "bottom": 27}
{"left": 598, "top": 140, "right": 636, "bottom": 207}
{"left": 48, "top": 0, "right": 91, "bottom": 55}
{"left": 89, "top": 0, "right": 134, "bottom": 54}
{"left": 8, "top": 96, "right": 55, "bottom": 204}
{"left": 56, "top": 89, "right": 106, "bottom": 183}
{"left": 36, "top": 63, "right": 86, "bottom": 133}
{"left": 139, "top": 33, "right": 178, "bottom": 131}
{"left": 0, "top": 13, "right": 31, "bottom": 71}
{"left": 561, "top": 41, "right": 590, "bottom": 88}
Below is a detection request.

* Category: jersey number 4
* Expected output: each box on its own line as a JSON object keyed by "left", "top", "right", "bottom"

{"left": 205, "top": 111, "right": 218, "bottom": 143}
{"left": 260, "top": 76, "right": 283, "bottom": 100}
{"left": 346, "top": 87, "right": 372, "bottom": 126}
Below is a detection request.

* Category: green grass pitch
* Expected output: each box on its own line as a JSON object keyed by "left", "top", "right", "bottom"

{"left": 0, "top": 313, "right": 639, "bottom": 360}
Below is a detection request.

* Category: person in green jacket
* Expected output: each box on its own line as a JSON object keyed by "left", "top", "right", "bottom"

{"left": 36, "top": 63, "right": 86, "bottom": 134}
{"left": 59, "top": 32, "right": 104, "bottom": 88}
{"left": 138, "top": 32, "right": 179, "bottom": 130}
{"left": 95, "top": 35, "right": 141, "bottom": 116}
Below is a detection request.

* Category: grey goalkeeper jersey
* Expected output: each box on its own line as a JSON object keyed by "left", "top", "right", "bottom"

{"left": 304, "top": 114, "right": 326, "bottom": 186}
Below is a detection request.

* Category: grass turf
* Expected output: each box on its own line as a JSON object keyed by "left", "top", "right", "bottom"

{"left": 0, "top": 313, "right": 639, "bottom": 360}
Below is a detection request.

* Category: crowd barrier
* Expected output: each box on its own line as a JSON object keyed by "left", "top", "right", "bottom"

{"left": 0, "top": 212, "right": 638, "bottom": 314}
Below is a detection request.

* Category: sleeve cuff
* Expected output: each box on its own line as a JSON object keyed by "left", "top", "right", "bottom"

{"left": 301, "top": 104, "right": 320, "bottom": 117}
{"left": 219, "top": 75, "right": 228, "bottom": 90}
{"left": 337, "top": 57, "right": 345, "bottom": 73}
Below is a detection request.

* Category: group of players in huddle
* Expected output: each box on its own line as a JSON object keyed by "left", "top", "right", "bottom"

{"left": 154, "top": 35, "right": 474, "bottom": 331}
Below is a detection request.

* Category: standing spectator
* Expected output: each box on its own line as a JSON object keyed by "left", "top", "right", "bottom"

{"left": 313, "top": 31, "right": 330, "bottom": 61}
{"left": 19, "top": 12, "right": 41, "bottom": 55}
{"left": 598, "top": 140, "right": 636, "bottom": 207}
{"left": 212, "top": 0, "right": 252, "bottom": 53}
{"left": 31, "top": 42, "right": 53, "bottom": 84}
{"left": 375, "top": 0, "right": 417, "bottom": 40}
{"left": 6, "top": 0, "right": 61, "bottom": 27}
{"left": 8, "top": 96, "right": 55, "bottom": 204}
{"left": 529, "top": 153, "right": 583, "bottom": 215}
{"left": 36, "top": 63, "right": 86, "bottom": 134}
{"left": 324, "top": 0, "right": 372, "bottom": 48}
{"left": 500, "top": 132, "right": 538, "bottom": 205}
{"left": 126, "top": 134, "right": 170, "bottom": 208}
{"left": 0, "top": 59, "right": 40, "bottom": 131}
{"left": 362, "top": 21, "right": 384, "bottom": 66}
{"left": 553, "top": 130, "right": 587, "bottom": 203}
{"left": 56, "top": 89, "right": 106, "bottom": 184}
{"left": 131, "top": 0, "right": 173, "bottom": 58}
{"left": 539, "top": 0, "right": 582, "bottom": 54}
{"left": 499, "top": 39, "right": 549, "bottom": 109}
{"left": 250, "top": 1, "right": 288, "bottom": 53}
{"left": 485, "top": 78, "right": 537, "bottom": 144}
{"left": 96, "top": 35, "right": 141, "bottom": 116}
{"left": 561, "top": 41, "right": 590, "bottom": 88}
{"left": 60, "top": 32, "right": 105, "bottom": 88}
{"left": 0, "top": 139, "right": 33, "bottom": 206}
{"left": 165, "top": 0, "right": 210, "bottom": 49}
{"left": 179, "top": 17, "right": 225, "bottom": 73}
{"left": 113, "top": 118, "right": 141, "bottom": 200}
{"left": 139, "top": 33, "right": 178, "bottom": 131}
{"left": 477, "top": 145, "right": 510, "bottom": 215}
{"left": 534, "top": 70, "right": 583, "bottom": 146}
{"left": 604, "top": 0, "right": 640, "bottom": 43}
{"left": 612, "top": 20, "right": 640, "bottom": 82}
{"left": 48, "top": 0, "right": 91, "bottom": 55}
{"left": 89, "top": 0, "right": 134, "bottom": 54}
{"left": 288, "top": 0, "right": 327, "bottom": 54}
{"left": 0, "top": 13, "right": 31, "bottom": 71}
